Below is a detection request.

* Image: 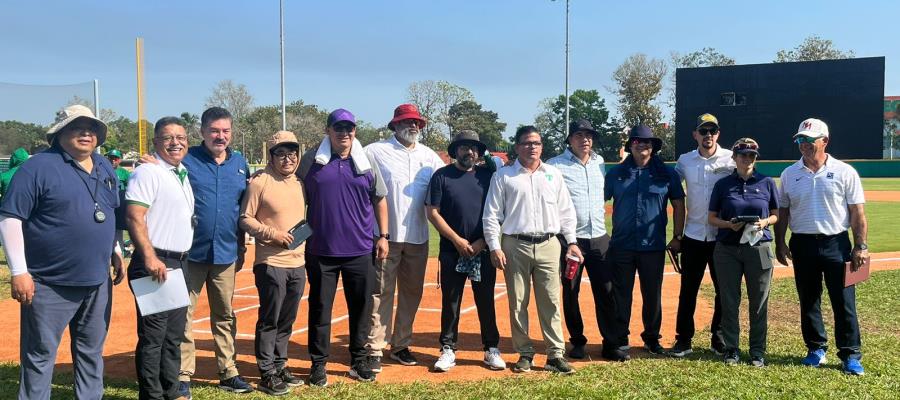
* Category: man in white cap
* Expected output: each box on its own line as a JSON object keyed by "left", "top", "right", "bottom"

{"left": 775, "top": 118, "right": 868, "bottom": 376}
{"left": 0, "top": 105, "right": 125, "bottom": 399}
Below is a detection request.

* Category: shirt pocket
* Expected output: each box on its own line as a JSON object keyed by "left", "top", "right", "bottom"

{"left": 648, "top": 181, "right": 668, "bottom": 195}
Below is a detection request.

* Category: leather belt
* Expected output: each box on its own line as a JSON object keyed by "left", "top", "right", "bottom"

{"left": 510, "top": 233, "right": 554, "bottom": 244}
{"left": 154, "top": 248, "right": 189, "bottom": 261}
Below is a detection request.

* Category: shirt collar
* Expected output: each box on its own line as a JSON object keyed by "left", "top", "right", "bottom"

{"left": 692, "top": 145, "right": 730, "bottom": 161}
{"left": 154, "top": 153, "right": 186, "bottom": 172}
{"left": 514, "top": 158, "right": 546, "bottom": 172}
{"left": 57, "top": 147, "right": 103, "bottom": 174}
{"left": 563, "top": 148, "right": 599, "bottom": 164}
{"left": 730, "top": 169, "right": 763, "bottom": 183}
{"left": 388, "top": 135, "right": 417, "bottom": 152}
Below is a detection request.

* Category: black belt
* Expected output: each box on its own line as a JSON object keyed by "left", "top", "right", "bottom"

{"left": 510, "top": 233, "right": 554, "bottom": 244}
{"left": 793, "top": 232, "right": 844, "bottom": 240}
{"left": 154, "top": 248, "right": 189, "bottom": 261}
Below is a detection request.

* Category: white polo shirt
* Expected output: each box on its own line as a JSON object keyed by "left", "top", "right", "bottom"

{"left": 779, "top": 155, "right": 865, "bottom": 235}
{"left": 482, "top": 160, "right": 577, "bottom": 251}
{"left": 125, "top": 154, "right": 195, "bottom": 252}
{"left": 675, "top": 146, "right": 735, "bottom": 241}
{"left": 365, "top": 136, "right": 445, "bottom": 244}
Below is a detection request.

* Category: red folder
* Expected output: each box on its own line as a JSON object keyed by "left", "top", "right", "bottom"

{"left": 844, "top": 258, "right": 871, "bottom": 287}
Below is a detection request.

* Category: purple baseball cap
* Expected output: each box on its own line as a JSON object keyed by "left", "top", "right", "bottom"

{"left": 327, "top": 108, "right": 356, "bottom": 127}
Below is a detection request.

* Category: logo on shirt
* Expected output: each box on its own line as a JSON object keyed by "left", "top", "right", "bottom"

{"left": 826, "top": 172, "right": 834, "bottom": 179}
{"left": 546, "top": 174, "right": 553, "bottom": 182}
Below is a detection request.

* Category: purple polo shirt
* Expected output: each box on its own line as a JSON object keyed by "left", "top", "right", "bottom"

{"left": 303, "top": 154, "right": 386, "bottom": 257}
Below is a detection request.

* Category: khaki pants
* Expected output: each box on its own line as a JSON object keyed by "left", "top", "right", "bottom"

{"left": 367, "top": 242, "right": 429, "bottom": 356}
{"left": 502, "top": 235, "right": 565, "bottom": 358}
{"left": 180, "top": 262, "right": 239, "bottom": 381}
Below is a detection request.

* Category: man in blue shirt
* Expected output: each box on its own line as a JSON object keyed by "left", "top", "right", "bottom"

{"left": 604, "top": 125, "right": 685, "bottom": 357}
{"left": 178, "top": 107, "right": 253, "bottom": 395}
{"left": 0, "top": 105, "right": 125, "bottom": 399}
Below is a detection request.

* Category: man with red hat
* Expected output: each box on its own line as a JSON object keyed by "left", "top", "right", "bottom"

{"left": 364, "top": 104, "right": 445, "bottom": 370}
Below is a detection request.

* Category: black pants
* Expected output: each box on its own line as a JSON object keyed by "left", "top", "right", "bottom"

{"left": 438, "top": 251, "right": 499, "bottom": 350}
{"left": 559, "top": 236, "right": 619, "bottom": 347}
{"left": 129, "top": 251, "right": 188, "bottom": 400}
{"left": 307, "top": 254, "right": 375, "bottom": 365}
{"left": 675, "top": 237, "right": 725, "bottom": 348}
{"left": 609, "top": 248, "right": 665, "bottom": 347}
{"left": 254, "top": 264, "right": 306, "bottom": 375}
{"left": 790, "top": 232, "right": 862, "bottom": 360}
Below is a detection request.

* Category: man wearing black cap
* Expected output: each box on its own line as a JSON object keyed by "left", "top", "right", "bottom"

{"left": 547, "top": 119, "right": 625, "bottom": 361}
{"left": 604, "top": 125, "right": 685, "bottom": 357}
{"left": 426, "top": 130, "right": 505, "bottom": 372}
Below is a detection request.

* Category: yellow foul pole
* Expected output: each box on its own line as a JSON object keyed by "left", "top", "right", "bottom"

{"left": 136, "top": 37, "right": 146, "bottom": 155}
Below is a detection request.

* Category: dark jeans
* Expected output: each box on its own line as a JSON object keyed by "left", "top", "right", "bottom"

{"left": 129, "top": 251, "right": 188, "bottom": 400}
{"left": 790, "top": 231, "right": 862, "bottom": 361}
{"left": 438, "top": 251, "right": 499, "bottom": 350}
{"left": 307, "top": 254, "right": 375, "bottom": 364}
{"left": 608, "top": 248, "right": 665, "bottom": 347}
{"left": 675, "top": 237, "right": 724, "bottom": 348}
{"left": 559, "top": 235, "right": 619, "bottom": 348}
{"left": 254, "top": 264, "right": 306, "bottom": 375}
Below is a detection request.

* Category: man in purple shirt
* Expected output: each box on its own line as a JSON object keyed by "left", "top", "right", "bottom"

{"left": 297, "top": 108, "right": 389, "bottom": 386}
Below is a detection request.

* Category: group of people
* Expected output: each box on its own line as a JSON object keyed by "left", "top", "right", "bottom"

{"left": 0, "top": 102, "right": 869, "bottom": 399}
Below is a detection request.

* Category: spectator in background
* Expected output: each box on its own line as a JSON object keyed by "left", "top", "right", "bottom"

{"left": 1, "top": 147, "right": 29, "bottom": 202}
{"left": 107, "top": 149, "right": 131, "bottom": 255}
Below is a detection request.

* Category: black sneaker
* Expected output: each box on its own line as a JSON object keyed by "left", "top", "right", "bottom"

{"left": 349, "top": 358, "right": 376, "bottom": 382}
{"left": 644, "top": 342, "right": 666, "bottom": 355}
{"left": 367, "top": 355, "right": 382, "bottom": 373}
{"left": 257, "top": 373, "right": 289, "bottom": 396}
{"left": 750, "top": 356, "right": 766, "bottom": 368}
{"left": 512, "top": 355, "right": 533, "bottom": 373}
{"left": 308, "top": 363, "right": 328, "bottom": 387}
{"left": 568, "top": 344, "right": 586, "bottom": 359}
{"left": 724, "top": 350, "right": 740, "bottom": 365}
{"left": 218, "top": 375, "right": 253, "bottom": 393}
{"left": 711, "top": 341, "right": 726, "bottom": 356}
{"left": 669, "top": 341, "right": 693, "bottom": 358}
{"left": 601, "top": 346, "right": 630, "bottom": 362}
{"left": 390, "top": 348, "right": 418, "bottom": 366}
{"left": 545, "top": 357, "right": 576, "bottom": 375}
{"left": 277, "top": 367, "right": 303, "bottom": 387}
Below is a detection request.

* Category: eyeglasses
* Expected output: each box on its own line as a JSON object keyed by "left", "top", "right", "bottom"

{"left": 64, "top": 126, "right": 97, "bottom": 136}
{"left": 794, "top": 136, "right": 820, "bottom": 144}
{"left": 732, "top": 143, "right": 758, "bottom": 151}
{"left": 395, "top": 119, "right": 422, "bottom": 127}
{"left": 517, "top": 141, "right": 543, "bottom": 148}
{"left": 156, "top": 135, "right": 188, "bottom": 144}
{"left": 332, "top": 124, "right": 355, "bottom": 133}
{"left": 698, "top": 128, "right": 719, "bottom": 136}
{"left": 273, "top": 152, "right": 298, "bottom": 161}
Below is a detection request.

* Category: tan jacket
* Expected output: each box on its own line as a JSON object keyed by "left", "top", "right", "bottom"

{"left": 239, "top": 165, "right": 306, "bottom": 268}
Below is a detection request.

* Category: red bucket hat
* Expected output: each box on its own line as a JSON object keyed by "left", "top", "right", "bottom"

{"left": 388, "top": 103, "right": 427, "bottom": 131}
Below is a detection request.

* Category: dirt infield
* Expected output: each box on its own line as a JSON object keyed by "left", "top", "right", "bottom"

{"left": 2, "top": 252, "right": 899, "bottom": 386}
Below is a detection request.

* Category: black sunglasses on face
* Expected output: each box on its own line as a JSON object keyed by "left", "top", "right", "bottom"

{"left": 698, "top": 128, "right": 719, "bottom": 136}
{"left": 332, "top": 124, "right": 354, "bottom": 133}
{"left": 631, "top": 138, "right": 653, "bottom": 145}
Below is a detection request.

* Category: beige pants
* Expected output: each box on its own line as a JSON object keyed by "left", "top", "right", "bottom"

{"left": 366, "top": 242, "right": 429, "bottom": 356}
{"left": 180, "top": 262, "right": 239, "bottom": 381}
{"left": 502, "top": 235, "right": 565, "bottom": 358}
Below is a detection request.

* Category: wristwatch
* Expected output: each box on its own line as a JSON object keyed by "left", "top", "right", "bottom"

{"left": 674, "top": 234, "right": 684, "bottom": 241}
{"left": 379, "top": 233, "right": 391, "bottom": 240}
{"left": 856, "top": 243, "right": 868, "bottom": 251}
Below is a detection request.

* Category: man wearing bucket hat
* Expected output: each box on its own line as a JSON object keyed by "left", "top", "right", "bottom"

{"left": 546, "top": 119, "right": 624, "bottom": 361}
{"left": 239, "top": 131, "right": 306, "bottom": 395}
{"left": 774, "top": 118, "right": 868, "bottom": 376}
{"left": 297, "top": 108, "right": 389, "bottom": 386}
{"left": 604, "top": 124, "right": 685, "bottom": 357}
{"left": 670, "top": 113, "right": 734, "bottom": 357}
{"left": 426, "top": 130, "right": 505, "bottom": 372}
{"left": 364, "top": 104, "right": 445, "bottom": 370}
{"left": 0, "top": 104, "right": 125, "bottom": 399}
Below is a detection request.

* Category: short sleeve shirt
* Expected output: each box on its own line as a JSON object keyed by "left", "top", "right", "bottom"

{"left": 708, "top": 171, "right": 779, "bottom": 244}
{"left": 0, "top": 147, "right": 118, "bottom": 285}
{"left": 125, "top": 155, "right": 195, "bottom": 253}
{"left": 779, "top": 155, "right": 865, "bottom": 235}
{"left": 426, "top": 164, "right": 493, "bottom": 253}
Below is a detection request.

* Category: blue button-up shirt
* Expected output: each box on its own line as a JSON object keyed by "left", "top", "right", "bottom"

{"left": 0, "top": 147, "right": 118, "bottom": 285}
{"left": 709, "top": 170, "right": 779, "bottom": 244}
{"left": 605, "top": 157, "right": 685, "bottom": 252}
{"left": 181, "top": 146, "right": 249, "bottom": 264}
{"left": 547, "top": 149, "right": 607, "bottom": 239}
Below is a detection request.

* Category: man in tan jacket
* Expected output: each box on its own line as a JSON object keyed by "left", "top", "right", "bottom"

{"left": 239, "top": 131, "right": 306, "bottom": 396}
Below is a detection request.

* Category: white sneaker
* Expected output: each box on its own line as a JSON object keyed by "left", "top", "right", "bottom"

{"left": 434, "top": 346, "right": 456, "bottom": 372}
{"left": 483, "top": 347, "right": 506, "bottom": 370}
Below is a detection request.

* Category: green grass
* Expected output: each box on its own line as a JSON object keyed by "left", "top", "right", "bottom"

{"left": 3, "top": 270, "right": 897, "bottom": 399}
{"left": 861, "top": 178, "right": 900, "bottom": 191}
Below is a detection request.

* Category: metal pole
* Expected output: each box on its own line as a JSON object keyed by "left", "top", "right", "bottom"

{"left": 564, "top": 0, "right": 570, "bottom": 138}
{"left": 93, "top": 79, "right": 100, "bottom": 118}
{"left": 280, "top": 0, "right": 287, "bottom": 130}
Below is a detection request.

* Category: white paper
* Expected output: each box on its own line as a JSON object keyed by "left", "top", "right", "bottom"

{"left": 131, "top": 268, "right": 190, "bottom": 317}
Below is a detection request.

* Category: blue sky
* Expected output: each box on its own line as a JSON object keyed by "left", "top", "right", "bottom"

{"left": 1, "top": 0, "right": 897, "bottom": 136}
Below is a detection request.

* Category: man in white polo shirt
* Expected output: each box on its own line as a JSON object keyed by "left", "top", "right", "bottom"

{"left": 125, "top": 116, "right": 196, "bottom": 399}
{"left": 364, "top": 104, "right": 445, "bottom": 370}
{"left": 774, "top": 118, "right": 868, "bottom": 376}
{"left": 671, "top": 113, "right": 734, "bottom": 357}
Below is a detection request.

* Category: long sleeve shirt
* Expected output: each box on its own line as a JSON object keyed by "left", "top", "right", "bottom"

{"left": 239, "top": 165, "right": 306, "bottom": 268}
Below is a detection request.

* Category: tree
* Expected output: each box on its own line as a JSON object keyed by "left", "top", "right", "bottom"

{"left": 103, "top": 116, "right": 153, "bottom": 155}
{"left": 0, "top": 120, "right": 46, "bottom": 154}
{"left": 533, "top": 89, "right": 622, "bottom": 161}
{"left": 611, "top": 53, "right": 667, "bottom": 128}
{"left": 65, "top": 95, "right": 118, "bottom": 122}
{"left": 774, "top": 35, "right": 855, "bottom": 62}
{"left": 406, "top": 80, "right": 475, "bottom": 147}
{"left": 204, "top": 80, "right": 255, "bottom": 156}
{"left": 180, "top": 112, "right": 200, "bottom": 142}
{"left": 447, "top": 100, "right": 508, "bottom": 151}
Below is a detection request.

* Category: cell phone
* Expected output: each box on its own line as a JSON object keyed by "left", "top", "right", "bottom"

{"left": 731, "top": 215, "right": 760, "bottom": 223}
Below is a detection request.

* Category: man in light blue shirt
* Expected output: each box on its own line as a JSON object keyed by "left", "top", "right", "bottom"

{"left": 547, "top": 119, "right": 627, "bottom": 362}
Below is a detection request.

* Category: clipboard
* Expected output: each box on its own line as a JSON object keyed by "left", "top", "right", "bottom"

{"left": 666, "top": 247, "right": 682, "bottom": 274}
{"left": 844, "top": 257, "right": 871, "bottom": 287}
{"left": 288, "top": 220, "right": 313, "bottom": 250}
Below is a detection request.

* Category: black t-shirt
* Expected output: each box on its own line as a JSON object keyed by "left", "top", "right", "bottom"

{"left": 426, "top": 164, "right": 493, "bottom": 253}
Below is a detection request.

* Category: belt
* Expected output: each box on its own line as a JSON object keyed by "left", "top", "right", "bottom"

{"left": 792, "top": 232, "right": 844, "bottom": 240}
{"left": 510, "top": 233, "right": 554, "bottom": 244}
{"left": 154, "top": 248, "right": 189, "bottom": 261}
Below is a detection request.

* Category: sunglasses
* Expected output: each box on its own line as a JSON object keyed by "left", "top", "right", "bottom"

{"left": 332, "top": 124, "right": 355, "bottom": 133}
{"left": 732, "top": 143, "right": 758, "bottom": 151}
{"left": 631, "top": 138, "right": 653, "bottom": 145}
{"left": 698, "top": 127, "right": 719, "bottom": 136}
{"left": 794, "top": 136, "right": 820, "bottom": 144}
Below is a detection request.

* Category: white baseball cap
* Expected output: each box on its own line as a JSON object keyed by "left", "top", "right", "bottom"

{"left": 794, "top": 118, "right": 829, "bottom": 139}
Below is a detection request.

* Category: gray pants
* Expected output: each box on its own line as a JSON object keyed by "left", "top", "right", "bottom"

{"left": 713, "top": 242, "right": 774, "bottom": 358}
{"left": 19, "top": 279, "right": 112, "bottom": 400}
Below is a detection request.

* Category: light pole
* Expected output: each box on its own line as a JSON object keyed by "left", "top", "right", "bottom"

{"left": 280, "top": 0, "right": 286, "bottom": 131}
{"left": 564, "top": 0, "right": 570, "bottom": 138}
